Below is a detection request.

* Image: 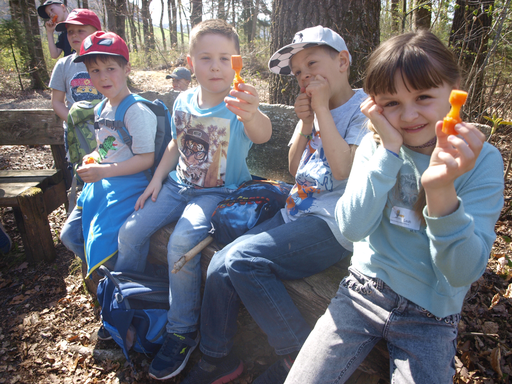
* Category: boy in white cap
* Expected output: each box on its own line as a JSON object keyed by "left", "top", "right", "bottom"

{"left": 166, "top": 67, "right": 192, "bottom": 91}
{"left": 182, "top": 25, "right": 368, "bottom": 384}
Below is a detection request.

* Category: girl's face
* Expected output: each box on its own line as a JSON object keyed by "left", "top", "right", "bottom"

{"left": 374, "top": 74, "right": 454, "bottom": 153}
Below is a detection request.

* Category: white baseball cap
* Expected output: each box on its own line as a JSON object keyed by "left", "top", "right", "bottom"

{"left": 268, "top": 25, "right": 352, "bottom": 76}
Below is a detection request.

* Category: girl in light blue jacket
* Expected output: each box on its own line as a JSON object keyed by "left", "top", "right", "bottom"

{"left": 285, "top": 30, "right": 504, "bottom": 384}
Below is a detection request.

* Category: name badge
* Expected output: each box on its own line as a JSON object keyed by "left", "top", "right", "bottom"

{"left": 390, "top": 206, "right": 421, "bottom": 231}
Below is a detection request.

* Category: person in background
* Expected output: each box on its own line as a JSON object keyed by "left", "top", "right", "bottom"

{"left": 166, "top": 67, "right": 192, "bottom": 92}
{"left": 37, "top": 0, "right": 72, "bottom": 58}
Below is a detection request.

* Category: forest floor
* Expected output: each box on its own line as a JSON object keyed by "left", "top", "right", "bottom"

{"left": 0, "top": 68, "right": 511, "bottom": 384}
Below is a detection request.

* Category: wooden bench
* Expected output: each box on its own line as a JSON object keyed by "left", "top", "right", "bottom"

{"left": 0, "top": 109, "right": 71, "bottom": 262}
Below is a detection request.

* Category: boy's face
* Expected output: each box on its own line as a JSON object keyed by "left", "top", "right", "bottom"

{"left": 187, "top": 34, "right": 237, "bottom": 97}
{"left": 66, "top": 24, "right": 97, "bottom": 52}
{"left": 87, "top": 58, "right": 131, "bottom": 105}
{"left": 45, "top": 4, "right": 66, "bottom": 21}
{"left": 172, "top": 78, "right": 190, "bottom": 92}
{"left": 290, "top": 46, "right": 347, "bottom": 90}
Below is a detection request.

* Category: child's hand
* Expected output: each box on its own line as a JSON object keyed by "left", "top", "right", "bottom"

{"left": 294, "top": 89, "right": 314, "bottom": 127}
{"left": 225, "top": 83, "right": 260, "bottom": 124}
{"left": 134, "top": 179, "right": 163, "bottom": 211}
{"left": 360, "top": 96, "right": 403, "bottom": 153}
{"left": 422, "top": 121, "right": 485, "bottom": 190}
{"left": 76, "top": 163, "right": 104, "bottom": 184}
{"left": 45, "top": 19, "right": 57, "bottom": 32}
{"left": 304, "top": 75, "right": 330, "bottom": 114}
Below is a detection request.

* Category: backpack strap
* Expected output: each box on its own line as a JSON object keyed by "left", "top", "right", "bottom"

{"left": 94, "top": 95, "right": 149, "bottom": 150}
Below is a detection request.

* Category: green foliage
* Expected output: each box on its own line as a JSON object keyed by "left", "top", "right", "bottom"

{"left": 484, "top": 114, "right": 512, "bottom": 142}
{"left": 0, "top": 19, "right": 31, "bottom": 74}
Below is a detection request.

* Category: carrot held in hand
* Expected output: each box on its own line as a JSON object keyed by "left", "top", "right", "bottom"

{"left": 442, "top": 90, "right": 468, "bottom": 136}
{"left": 52, "top": 15, "right": 58, "bottom": 23}
{"left": 84, "top": 156, "right": 96, "bottom": 164}
{"left": 231, "top": 55, "right": 244, "bottom": 91}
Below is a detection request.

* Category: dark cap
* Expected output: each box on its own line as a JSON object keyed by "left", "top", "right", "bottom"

{"left": 74, "top": 31, "right": 129, "bottom": 63}
{"left": 37, "top": 0, "right": 64, "bottom": 19}
{"left": 55, "top": 8, "right": 101, "bottom": 32}
{"left": 166, "top": 67, "right": 191, "bottom": 81}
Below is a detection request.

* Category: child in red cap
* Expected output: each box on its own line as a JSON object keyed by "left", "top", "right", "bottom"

{"left": 60, "top": 33, "right": 157, "bottom": 342}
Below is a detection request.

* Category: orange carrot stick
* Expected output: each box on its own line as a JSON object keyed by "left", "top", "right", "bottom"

{"left": 442, "top": 90, "right": 468, "bottom": 136}
{"left": 84, "top": 156, "right": 96, "bottom": 164}
{"left": 52, "top": 15, "right": 58, "bottom": 23}
{"left": 231, "top": 55, "right": 244, "bottom": 91}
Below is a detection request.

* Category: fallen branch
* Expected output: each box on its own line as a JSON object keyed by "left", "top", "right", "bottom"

{"left": 171, "top": 236, "right": 214, "bottom": 274}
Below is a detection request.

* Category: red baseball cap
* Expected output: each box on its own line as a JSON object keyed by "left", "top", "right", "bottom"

{"left": 55, "top": 9, "right": 101, "bottom": 32}
{"left": 74, "top": 31, "right": 130, "bottom": 63}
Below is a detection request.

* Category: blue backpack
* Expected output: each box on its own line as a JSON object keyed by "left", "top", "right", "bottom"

{"left": 96, "top": 265, "right": 169, "bottom": 362}
{"left": 210, "top": 179, "right": 293, "bottom": 245}
{"left": 94, "top": 94, "right": 173, "bottom": 179}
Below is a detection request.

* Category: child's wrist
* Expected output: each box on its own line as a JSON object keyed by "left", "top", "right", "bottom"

{"left": 299, "top": 132, "right": 313, "bottom": 140}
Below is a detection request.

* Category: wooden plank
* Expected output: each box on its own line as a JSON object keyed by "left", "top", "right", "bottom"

{"left": 0, "top": 182, "right": 43, "bottom": 205}
{"left": 43, "top": 181, "right": 67, "bottom": 213}
{"left": 0, "top": 170, "right": 58, "bottom": 178}
{"left": 0, "top": 109, "right": 64, "bottom": 145}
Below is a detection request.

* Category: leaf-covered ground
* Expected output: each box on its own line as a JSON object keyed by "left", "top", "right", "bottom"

{"left": 0, "top": 69, "right": 511, "bottom": 383}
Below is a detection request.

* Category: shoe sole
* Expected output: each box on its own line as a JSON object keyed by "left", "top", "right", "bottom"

{"left": 149, "top": 334, "right": 200, "bottom": 381}
{"left": 211, "top": 360, "right": 244, "bottom": 384}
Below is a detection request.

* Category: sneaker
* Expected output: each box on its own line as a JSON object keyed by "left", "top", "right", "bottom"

{"left": 253, "top": 355, "right": 294, "bottom": 384}
{"left": 97, "top": 325, "right": 112, "bottom": 341}
{"left": 181, "top": 353, "right": 243, "bottom": 384}
{"left": 149, "top": 331, "right": 199, "bottom": 380}
{"left": 0, "top": 222, "right": 12, "bottom": 254}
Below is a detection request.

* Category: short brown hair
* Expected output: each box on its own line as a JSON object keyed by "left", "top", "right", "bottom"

{"left": 189, "top": 19, "right": 240, "bottom": 54}
{"left": 364, "top": 30, "right": 460, "bottom": 96}
{"left": 83, "top": 54, "right": 128, "bottom": 69}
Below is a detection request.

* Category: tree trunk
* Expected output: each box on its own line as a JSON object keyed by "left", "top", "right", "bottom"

{"left": 390, "top": 0, "right": 400, "bottom": 34}
{"left": 141, "top": 0, "right": 154, "bottom": 54}
{"left": 127, "top": 0, "right": 138, "bottom": 51}
{"left": 190, "top": 0, "right": 202, "bottom": 27}
{"left": 82, "top": 0, "right": 89, "bottom": 8}
{"left": 449, "top": 0, "right": 494, "bottom": 120}
{"left": 160, "top": 0, "right": 167, "bottom": 51}
{"left": 218, "top": 0, "right": 226, "bottom": 20}
{"left": 10, "top": 0, "right": 48, "bottom": 89}
{"left": 115, "top": 0, "right": 126, "bottom": 40}
{"left": 179, "top": 0, "right": 184, "bottom": 45}
{"left": 251, "top": 0, "right": 259, "bottom": 45}
{"left": 269, "top": 0, "right": 380, "bottom": 105}
{"left": 412, "top": 0, "right": 431, "bottom": 30}
{"left": 168, "top": 0, "right": 177, "bottom": 46}
{"left": 104, "top": 0, "right": 116, "bottom": 32}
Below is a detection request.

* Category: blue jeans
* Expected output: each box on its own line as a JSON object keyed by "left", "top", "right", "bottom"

{"left": 284, "top": 267, "right": 459, "bottom": 384}
{"left": 60, "top": 207, "right": 117, "bottom": 269}
{"left": 116, "top": 176, "right": 231, "bottom": 334}
{"left": 61, "top": 207, "right": 85, "bottom": 262}
{"left": 199, "top": 213, "right": 350, "bottom": 358}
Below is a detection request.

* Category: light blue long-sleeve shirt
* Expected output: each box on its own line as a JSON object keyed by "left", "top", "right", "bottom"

{"left": 336, "top": 133, "right": 504, "bottom": 318}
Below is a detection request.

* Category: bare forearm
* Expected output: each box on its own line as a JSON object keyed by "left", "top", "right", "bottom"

{"left": 288, "top": 120, "right": 312, "bottom": 176}
{"left": 101, "top": 152, "right": 154, "bottom": 178}
{"left": 244, "top": 110, "right": 272, "bottom": 144}
{"left": 316, "top": 108, "right": 353, "bottom": 180}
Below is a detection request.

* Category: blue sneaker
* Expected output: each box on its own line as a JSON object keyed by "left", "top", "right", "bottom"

{"left": 0, "top": 222, "right": 12, "bottom": 254}
{"left": 97, "top": 325, "right": 112, "bottom": 341}
{"left": 149, "top": 331, "right": 199, "bottom": 380}
{"left": 181, "top": 353, "right": 244, "bottom": 384}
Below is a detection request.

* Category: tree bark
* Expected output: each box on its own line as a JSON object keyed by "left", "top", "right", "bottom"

{"left": 412, "top": 0, "right": 431, "bottom": 30}
{"left": 115, "top": 0, "right": 126, "bottom": 40}
{"left": 190, "top": 0, "right": 202, "bottom": 27}
{"left": 269, "top": 0, "right": 380, "bottom": 105}
{"left": 168, "top": 0, "right": 177, "bottom": 46}
{"left": 390, "top": 0, "right": 400, "bottom": 34}
{"left": 449, "top": 0, "right": 494, "bottom": 120}
{"left": 160, "top": 0, "right": 167, "bottom": 51}
{"left": 10, "top": 0, "right": 49, "bottom": 89}
{"left": 104, "top": 0, "right": 116, "bottom": 32}
{"left": 126, "top": 0, "right": 138, "bottom": 51}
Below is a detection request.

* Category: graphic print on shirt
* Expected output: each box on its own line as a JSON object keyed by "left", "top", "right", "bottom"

{"left": 174, "top": 111, "right": 230, "bottom": 188}
{"left": 98, "top": 136, "right": 118, "bottom": 161}
{"left": 70, "top": 71, "right": 103, "bottom": 102}
{"left": 286, "top": 133, "right": 332, "bottom": 216}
